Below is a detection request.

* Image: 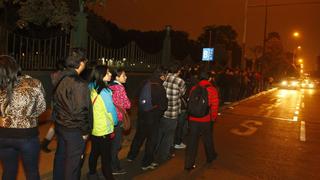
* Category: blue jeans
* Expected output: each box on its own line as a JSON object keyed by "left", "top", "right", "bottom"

{"left": 0, "top": 136, "right": 40, "bottom": 180}
{"left": 157, "top": 117, "right": 178, "bottom": 162}
{"left": 53, "top": 126, "right": 86, "bottom": 180}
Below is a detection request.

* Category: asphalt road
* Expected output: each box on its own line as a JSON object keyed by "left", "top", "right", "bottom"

{"left": 3, "top": 87, "right": 320, "bottom": 180}
{"left": 119, "top": 88, "right": 320, "bottom": 180}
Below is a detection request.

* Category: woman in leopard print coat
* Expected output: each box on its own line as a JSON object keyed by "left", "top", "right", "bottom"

{"left": 0, "top": 55, "right": 46, "bottom": 180}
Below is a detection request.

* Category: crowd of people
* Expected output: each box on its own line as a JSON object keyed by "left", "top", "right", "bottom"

{"left": 0, "top": 51, "right": 270, "bottom": 180}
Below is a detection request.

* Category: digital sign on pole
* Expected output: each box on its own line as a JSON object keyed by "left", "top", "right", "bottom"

{"left": 202, "top": 48, "right": 214, "bottom": 61}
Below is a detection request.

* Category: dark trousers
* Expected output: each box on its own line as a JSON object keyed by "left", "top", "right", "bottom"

{"left": 174, "top": 111, "right": 187, "bottom": 145}
{"left": 185, "top": 121, "right": 217, "bottom": 169}
{"left": 53, "top": 126, "right": 86, "bottom": 180}
{"left": 111, "top": 122, "right": 123, "bottom": 170}
{"left": 127, "top": 110, "right": 161, "bottom": 167}
{"left": 157, "top": 117, "right": 178, "bottom": 162}
{"left": 89, "top": 135, "right": 114, "bottom": 180}
{"left": 0, "top": 136, "right": 40, "bottom": 180}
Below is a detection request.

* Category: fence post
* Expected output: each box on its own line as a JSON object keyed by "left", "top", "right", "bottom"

{"left": 161, "top": 25, "right": 171, "bottom": 66}
{"left": 70, "top": 2, "right": 87, "bottom": 52}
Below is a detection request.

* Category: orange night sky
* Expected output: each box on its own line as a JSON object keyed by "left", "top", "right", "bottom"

{"left": 89, "top": 0, "right": 320, "bottom": 71}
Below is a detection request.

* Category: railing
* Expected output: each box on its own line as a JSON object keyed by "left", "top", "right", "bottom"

{"left": 87, "top": 36, "right": 162, "bottom": 72}
{"left": 0, "top": 26, "right": 163, "bottom": 71}
{"left": 0, "top": 26, "right": 69, "bottom": 70}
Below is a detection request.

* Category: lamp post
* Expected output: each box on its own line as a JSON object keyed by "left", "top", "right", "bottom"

{"left": 291, "top": 32, "right": 301, "bottom": 66}
{"left": 241, "top": 0, "right": 249, "bottom": 70}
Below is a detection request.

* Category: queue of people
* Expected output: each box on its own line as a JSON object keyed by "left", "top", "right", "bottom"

{"left": 0, "top": 52, "right": 226, "bottom": 179}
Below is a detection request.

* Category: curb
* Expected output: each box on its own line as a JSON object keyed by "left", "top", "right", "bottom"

{"left": 220, "top": 87, "right": 278, "bottom": 111}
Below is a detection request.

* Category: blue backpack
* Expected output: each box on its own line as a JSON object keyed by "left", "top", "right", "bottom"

{"left": 139, "top": 81, "right": 157, "bottom": 111}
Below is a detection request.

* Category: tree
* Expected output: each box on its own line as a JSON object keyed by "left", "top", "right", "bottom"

{"left": 197, "top": 25, "right": 239, "bottom": 69}
{"left": 260, "top": 32, "right": 297, "bottom": 80}
{"left": 17, "top": 0, "right": 73, "bottom": 30}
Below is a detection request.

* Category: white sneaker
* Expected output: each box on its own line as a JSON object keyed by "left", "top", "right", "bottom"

{"left": 174, "top": 143, "right": 186, "bottom": 149}
{"left": 151, "top": 162, "right": 159, "bottom": 167}
{"left": 141, "top": 165, "right": 156, "bottom": 171}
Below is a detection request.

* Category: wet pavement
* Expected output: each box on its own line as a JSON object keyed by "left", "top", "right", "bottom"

{"left": 2, "top": 88, "right": 320, "bottom": 179}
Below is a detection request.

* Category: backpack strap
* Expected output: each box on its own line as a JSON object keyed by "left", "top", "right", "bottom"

{"left": 52, "top": 75, "right": 67, "bottom": 94}
{"left": 92, "top": 94, "right": 99, "bottom": 105}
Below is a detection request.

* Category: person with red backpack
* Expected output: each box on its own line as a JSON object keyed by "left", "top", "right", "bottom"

{"left": 184, "top": 70, "right": 219, "bottom": 171}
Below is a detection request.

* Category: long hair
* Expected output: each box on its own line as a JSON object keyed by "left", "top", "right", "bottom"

{"left": 89, "top": 65, "right": 109, "bottom": 94}
{"left": 0, "top": 55, "right": 21, "bottom": 116}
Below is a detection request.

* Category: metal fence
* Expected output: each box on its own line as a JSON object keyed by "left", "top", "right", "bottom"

{"left": 0, "top": 26, "right": 163, "bottom": 71}
{"left": 0, "top": 26, "right": 70, "bottom": 70}
{"left": 87, "top": 35, "right": 162, "bottom": 72}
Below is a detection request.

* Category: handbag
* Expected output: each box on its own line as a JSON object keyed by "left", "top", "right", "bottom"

{"left": 114, "top": 104, "right": 131, "bottom": 131}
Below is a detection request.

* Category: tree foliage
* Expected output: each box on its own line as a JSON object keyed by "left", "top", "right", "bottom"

{"left": 17, "top": 0, "right": 73, "bottom": 30}
{"left": 261, "top": 32, "right": 297, "bottom": 79}
{"left": 197, "top": 25, "right": 240, "bottom": 69}
{"left": 197, "top": 25, "right": 238, "bottom": 49}
{"left": 0, "top": 0, "right": 105, "bottom": 30}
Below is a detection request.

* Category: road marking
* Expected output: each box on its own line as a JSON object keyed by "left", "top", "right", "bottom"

{"left": 230, "top": 120, "right": 263, "bottom": 136}
{"left": 300, "top": 121, "right": 306, "bottom": 142}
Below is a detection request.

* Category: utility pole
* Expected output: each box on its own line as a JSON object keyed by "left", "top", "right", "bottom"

{"left": 241, "top": 0, "right": 248, "bottom": 70}
{"left": 261, "top": 0, "right": 268, "bottom": 73}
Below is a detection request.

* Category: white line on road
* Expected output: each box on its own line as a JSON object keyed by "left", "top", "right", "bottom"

{"left": 300, "top": 121, "right": 306, "bottom": 142}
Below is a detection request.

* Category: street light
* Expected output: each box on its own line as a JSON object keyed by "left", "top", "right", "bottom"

{"left": 298, "top": 58, "right": 303, "bottom": 64}
{"left": 292, "top": 46, "right": 301, "bottom": 65}
{"left": 293, "top": 32, "right": 300, "bottom": 38}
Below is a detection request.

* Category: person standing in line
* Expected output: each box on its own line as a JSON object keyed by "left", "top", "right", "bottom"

{"left": 173, "top": 68, "right": 189, "bottom": 149}
{"left": 41, "top": 60, "right": 66, "bottom": 153}
{"left": 157, "top": 64, "right": 186, "bottom": 163}
{"left": 87, "top": 65, "right": 118, "bottom": 180}
{"left": 126, "top": 67, "right": 168, "bottom": 170}
{"left": 0, "top": 55, "right": 46, "bottom": 180}
{"left": 184, "top": 71, "right": 219, "bottom": 171}
{"left": 52, "top": 51, "right": 92, "bottom": 180}
{"left": 108, "top": 68, "right": 131, "bottom": 175}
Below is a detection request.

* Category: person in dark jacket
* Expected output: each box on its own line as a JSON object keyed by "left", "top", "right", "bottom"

{"left": 41, "top": 59, "right": 65, "bottom": 153}
{"left": 127, "top": 66, "right": 168, "bottom": 170}
{"left": 0, "top": 55, "right": 46, "bottom": 180}
{"left": 52, "top": 51, "right": 92, "bottom": 180}
{"left": 184, "top": 70, "right": 219, "bottom": 171}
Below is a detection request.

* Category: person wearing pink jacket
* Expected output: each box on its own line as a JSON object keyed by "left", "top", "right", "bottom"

{"left": 109, "top": 68, "right": 131, "bottom": 175}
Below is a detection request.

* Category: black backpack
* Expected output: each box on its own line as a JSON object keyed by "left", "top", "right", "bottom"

{"left": 139, "top": 81, "right": 159, "bottom": 111}
{"left": 187, "top": 85, "right": 210, "bottom": 117}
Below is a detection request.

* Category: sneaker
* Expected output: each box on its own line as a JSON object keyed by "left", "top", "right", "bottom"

{"left": 112, "top": 168, "right": 127, "bottom": 175}
{"left": 141, "top": 165, "right": 156, "bottom": 171}
{"left": 174, "top": 143, "right": 186, "bottom": 149}
{"left": 151, "top": 162, "right": 159, "bottom": 167}
{"left": 184, "top": 165, "right": 196, "bottom": 171}
{"left": 127, "top": 158, "right": 133, "bottom": 162}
